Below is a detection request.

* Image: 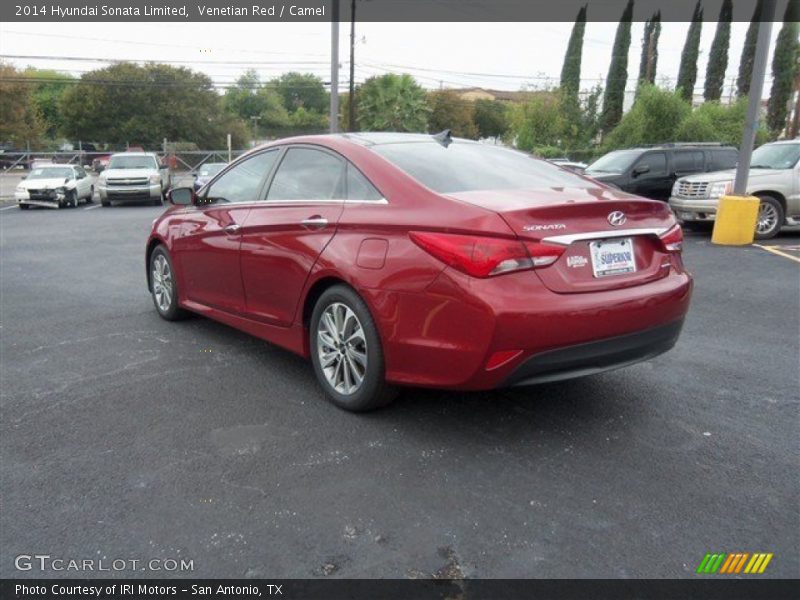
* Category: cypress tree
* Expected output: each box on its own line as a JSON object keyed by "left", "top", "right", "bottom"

{"left": 560, "top": 4, "right": 587, "bottom": 99}
{"left": 767, "top": 2, "right": 800, "bottom": 135}
{"left": 637, "top": 11, "right": 661, "bottom": 92}
{"left": 676, "top": 1, "right": 703, "bottom": 103}
{"left": 601, "top": 0, "right": 634, "bottom": 134}
{"left": 737, "top": 0, "right": 762, "bottom": 97}
{"left": 704, "top": 0, "right": 733, "bottom": 102}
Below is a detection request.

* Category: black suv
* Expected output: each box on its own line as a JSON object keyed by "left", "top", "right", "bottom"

{"left": 584, "top": 143, "right": 738, "bottom": 201}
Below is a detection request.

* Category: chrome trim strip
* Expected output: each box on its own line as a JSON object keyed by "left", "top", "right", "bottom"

{"left": 542, "top": 227, "right": 668, "bottom": 246}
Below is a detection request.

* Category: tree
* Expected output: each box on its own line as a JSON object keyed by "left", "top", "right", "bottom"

{"left": 637, "top": 11, "right": 661, "bottom": 92}
{"left": 603, "top": 84, "right": 691, "bottom": 150}
{"left": 223, "top": 70, "right": 291, "bottom": 135}
{"left": 59, "top": 62, "right": 242, "bottom": 148}
{"left": 508, "top": 91, "right": 567, "bottom": 152}
{"left": 355, "top": 74, "right": 429, "bottom": 132}
{"left": 560, "top": 4, "right": 587, "bottom": 100}
{"left": 600, "top": 0, "right": 634, "bottom": 134}
{"left": 737, "top": 0, "right": 763, "bottom": 97}
{"left": 676, "top": 98, "right": 770, "bottom": 147}
{"left": 704, "top": 0, "right": 733, "bottom": 101}
{"left": 427, "top": 90, "right": 478, "bottom": 139}
{"left": 676, "top": 1, "right": 703, "bottom": 102}
{"left": 272, "top": 72, "right": 328, "bottom": 114}
{"left": 473, "top": 99, "right": 509, "bottom": 139}
{"left": 23, "top": 68, "right": 73, "bottom": 139}
{"left": 0, "top": 63, "right": 44, "bottom": 147}
{"left": 767, "top": 3, "right": 800, "bottom": 135}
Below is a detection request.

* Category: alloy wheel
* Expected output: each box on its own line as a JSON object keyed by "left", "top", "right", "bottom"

{"left": 316, "top": 302, "right": 368, "bottom": 396}
{"left": 152, "top": 254, "right": 174, "bottom": 312}
{"left": 756, "top": 202, "right": 779, "bottom": 235}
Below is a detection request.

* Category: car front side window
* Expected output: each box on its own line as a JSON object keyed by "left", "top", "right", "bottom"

{"left": 267, "top": 148, "right": 344, "bottom": 201}
{"left": 204, "top": 150, "right": 278, "bottom": 204}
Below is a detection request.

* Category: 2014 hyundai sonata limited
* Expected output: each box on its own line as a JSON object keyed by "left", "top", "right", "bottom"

{"left": 146, "top": 133, "right": 692, "bottom": 411}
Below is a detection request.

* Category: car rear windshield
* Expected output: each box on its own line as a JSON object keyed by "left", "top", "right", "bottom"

{"left": 28, "top": 167, "right": 73, "bottom": 180}
{"left": 750, "top": 143, "right": 800, "bottom": 170}
{"left": 371, "top": 141, "right": 589, "bottom": 193}
{"left": 108, "top": 155, "right": 157, "bottom": 170}
{"left": 585, "top": 150, "right": 642, "bottom": 174}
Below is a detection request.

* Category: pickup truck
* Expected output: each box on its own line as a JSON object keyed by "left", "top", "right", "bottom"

{"left": 669, "top": 140, "right": 800, "bottom": 239}
{"left": 97, "top": 152, "right": 171, "bottom": 207}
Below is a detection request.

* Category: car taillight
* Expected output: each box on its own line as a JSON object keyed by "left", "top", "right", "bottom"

{"left": 659, "top": 224, "right": 683, "bottom": 252}
{"left": 523, "top": 241, "right": 567, "bottom": 267}
{"left": 409, "top": 232, "right": 564, "bottom": 278}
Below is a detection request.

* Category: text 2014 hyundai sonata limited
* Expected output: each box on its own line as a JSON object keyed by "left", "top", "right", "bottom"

{"left": 146, "top": 133, "right": 692, "bottom": 411}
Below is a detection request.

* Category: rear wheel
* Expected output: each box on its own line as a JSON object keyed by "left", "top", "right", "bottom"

{"left": 150, "top": 246, "right": 188, "bottom": 321}
{"left": 309, "top": 285, "right": 396, "bottom": 412}
{"left": 19, "top": 203, "right": 29, "bottom": 210}
{"left": 101, "top": 199, "right": 111, "bottom": 207}
{"left": 754, "top": 196, "right": 783, "bottom": 240}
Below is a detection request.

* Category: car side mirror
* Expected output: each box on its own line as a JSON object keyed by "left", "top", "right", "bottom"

{"left": 64, "top": 177, "right": 70, "bottom": 184}
{"left": 632, "top": 164, "right": 650, "bottom": 177}
{"left": 21, "top": 175, "right": 27, "bottom": 180}
{"left": 168, "top": 187, "right": 196, "bottom": 206}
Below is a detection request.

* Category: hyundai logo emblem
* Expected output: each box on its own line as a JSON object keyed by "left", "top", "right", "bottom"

{"left": 608, "top": 211, "right": 627, "bottom": 226}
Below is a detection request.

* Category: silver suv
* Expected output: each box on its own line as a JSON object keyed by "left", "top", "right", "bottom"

{"left": 669, "top": 140, "right": 800, "bottom": 239}
{"left": 97, "top": 152, "right": 171, "bottom": 207}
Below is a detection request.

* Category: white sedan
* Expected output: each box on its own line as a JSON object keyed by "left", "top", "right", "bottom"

{"left": 15, "top": 164, "right": 94, "bottom": 209}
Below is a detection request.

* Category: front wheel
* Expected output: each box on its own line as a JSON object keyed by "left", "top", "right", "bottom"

{"left": 754, "top": 196, "right": 784, "bottom": 240}
{"left": 150, "top": 246, "right": 188, "bottom": 321}
{"left": 309, "top": 285, "right": 397, "bottom": 412}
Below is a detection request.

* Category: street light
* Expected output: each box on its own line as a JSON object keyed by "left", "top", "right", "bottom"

{"left": 250, "top": 116, "right": 261, "bottom": 146}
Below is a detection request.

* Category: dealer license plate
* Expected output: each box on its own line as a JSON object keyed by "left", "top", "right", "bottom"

{"left": 589, "top": 238, "right": 636, "bottom": 278}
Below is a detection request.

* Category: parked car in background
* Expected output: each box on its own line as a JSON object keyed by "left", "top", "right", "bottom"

{"left": 585, "top": 143, "right": 739, "bottom": 201}
{"left": 91, "top": 155, "right": 111, "bottom": 172}
{"left": 29, "top": 159, "right": 54, "bottom": 170}
{"left": 549, "top": 158, "right": 588, "bottom": 174}
{"left": 670, "top": 139, "right": 800, "bottom": 239}
{"left": 15, "top": 164, "right": 94, "bottom": 209}
{"left": 192, "top": 162, "right": 227, "bottom": 191}
{"left": 97, "top": 152, "right": 171, "bottom": 206}
{"left": 147, "top": 133, "right": 691, "bottom": 412}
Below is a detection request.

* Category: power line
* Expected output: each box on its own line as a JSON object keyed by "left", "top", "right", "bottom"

{"left": 0, "top": 54, "right": 331, "bottom": 67}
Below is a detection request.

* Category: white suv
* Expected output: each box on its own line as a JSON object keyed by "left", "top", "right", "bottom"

{"left": 669, "top": 140, "right": 800, "bottom": 239}
{"left": 97, "top": 152, "right": 171, "bottom": 207}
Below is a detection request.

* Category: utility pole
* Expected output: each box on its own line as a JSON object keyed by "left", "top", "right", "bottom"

{"left": 330, "top": 0, "right": 340, "bottom": 133}
{"left": 733, "top": 0, "right": 775, "bottom": 195}
{"left": 250, "top": 116, "right": 261, "bottom": 146}
{"left": 348, "top": 0, "right": 356, "bottom": 132}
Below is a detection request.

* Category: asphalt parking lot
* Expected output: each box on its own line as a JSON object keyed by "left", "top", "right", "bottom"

{"left": 0, "top": 201, "right": 798, "bottom": 579}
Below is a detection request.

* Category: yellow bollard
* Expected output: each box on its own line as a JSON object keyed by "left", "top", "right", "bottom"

{"left": 711, "top": 195, "right": 761, "bottom": 246}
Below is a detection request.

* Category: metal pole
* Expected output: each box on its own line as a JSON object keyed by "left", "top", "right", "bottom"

{"left": 348, "top": 0, "right": 356, "bottom": 131}
{"left": 250, "top": 116, "right": 260, "bottom": 146}
{"left": 330, "top": 0, "right": 340, "bottom": 133}
{"left": 227, "top": 134, "right": 232, "bottom": 163}
{"left": 733, "top": 0, "right": 776, "bottom": 195}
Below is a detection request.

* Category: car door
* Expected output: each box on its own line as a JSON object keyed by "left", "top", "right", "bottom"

{"left": 239, "top": 146, "right": 346, "bottom": 326}
{"left": 672, "top": 150, "right": 704, "bottom": 182}
{"left": 75, "top": 166, "right": 91, "bottom": 197}
{"left": 172, "top": 149, "right": 279, "bottom": 313}
{"left": 629, "top": 151, "right": 669, "bottom": 200}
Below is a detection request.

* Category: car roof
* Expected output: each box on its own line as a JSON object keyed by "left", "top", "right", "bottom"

{"left": 766, "top": 139, "right": 800, "bottom": 145}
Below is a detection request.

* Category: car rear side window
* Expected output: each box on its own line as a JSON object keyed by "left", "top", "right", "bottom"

{"left": 267, "top": 148, "right": 345, "bottom": 201}
{"left": 372, "top": 141, "right": 588, "bottom": 193}
{"left": 205, "top": 150, "right": 278, "bottom": 203}
{"left": 346, "top": 163, "right": 383, "bottom": 201}
{"left": 673, "top": 151, "right": 704, "bottom": 173}
{"left": 710, "top": 149, "right": 739, "bottom": 170}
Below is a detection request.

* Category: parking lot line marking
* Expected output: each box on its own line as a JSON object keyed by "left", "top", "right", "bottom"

{"left": 753, "top": 244, "right": 800, "bottom": 265}
{"left": 84, "top": 204, "right": 102, "bottom": 210}
{"left": 0, "top": 204, "right": 18, "bottom": 211}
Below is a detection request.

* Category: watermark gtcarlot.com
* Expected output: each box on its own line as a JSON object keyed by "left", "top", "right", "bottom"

{"left": 15, "top": 554, "right": 194, "bottom": 572}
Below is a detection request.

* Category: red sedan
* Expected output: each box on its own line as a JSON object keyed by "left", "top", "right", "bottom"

{"left": 146, "top": 133, "right": 692, "bottom": 411}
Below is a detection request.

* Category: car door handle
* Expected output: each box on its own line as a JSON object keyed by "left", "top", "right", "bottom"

{"left": 301, "top": 216, "right": 328, "bottom": 229}
{"left": 223, "top": 224, "right": 242, "bottom": 235}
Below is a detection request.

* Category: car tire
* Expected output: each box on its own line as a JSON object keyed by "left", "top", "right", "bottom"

{"left": 754, "top": 195, "right": 784, "bottom": 240}
{"left": 101, "top": 199, "right": 111, "bottom": 207}
{"left": 309, "top": 285, "right": 397, "bottom": 412}
{"left": 149, "top": 246, "right": 189, "bottom": 321}
{"left": 682, "top": 221, "right": 711, "bottom": 232}
{"left": 19, "top": 203, "right": 29, "bottom": 210}
{"left": 85, "top": 186, "right": 94, "bottom": 203}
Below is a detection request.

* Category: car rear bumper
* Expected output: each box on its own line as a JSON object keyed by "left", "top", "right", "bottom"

{"left": 363, "top": 264, "right": 692, "bottom": 390}
{"left": 502, "top": 319, "right": 683, "bottom": 386}
{"left": 669, "top": 196, "right": 719, "bottom": 221}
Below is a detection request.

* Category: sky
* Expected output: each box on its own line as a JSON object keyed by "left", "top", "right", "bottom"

{"left": 0, "top": 21, "right": 785, "bottom": 99}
